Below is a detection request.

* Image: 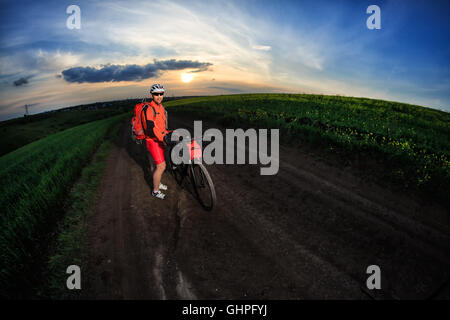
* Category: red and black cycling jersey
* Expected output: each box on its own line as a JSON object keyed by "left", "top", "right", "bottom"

{"left": 144, "top": 99, "right": 169, "bottom": 142}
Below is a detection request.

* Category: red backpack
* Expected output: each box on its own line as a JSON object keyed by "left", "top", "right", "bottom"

{"left": 130, "top": 103, "right": 149, "bottom": 143}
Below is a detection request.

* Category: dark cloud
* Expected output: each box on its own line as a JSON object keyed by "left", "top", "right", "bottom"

{"left": 13, "top": 75, "right": 33, "bottom": 86}
{"left": 61, "top": 59, "right": 213, "bottom": 83}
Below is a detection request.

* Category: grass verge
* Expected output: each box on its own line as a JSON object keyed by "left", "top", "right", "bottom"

{"left": 41, "top": 118, "right": 126, "bottom": 299}
{"left": 0, "top": 113, "right": 129, "bottom": 298}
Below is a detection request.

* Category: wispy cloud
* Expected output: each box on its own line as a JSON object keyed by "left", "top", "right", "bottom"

{"left": 208, "top": 86, "right": 244, "bottom": 93}
{"left": 252, "top": 45, "right": 271, "bottom": 51}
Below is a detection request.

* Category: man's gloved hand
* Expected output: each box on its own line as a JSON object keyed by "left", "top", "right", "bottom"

{"left": 163, "top": 133, "right": 170, "bottom": 146}
{"left": 163, "top": 131, "right": 177, "bottom": 146}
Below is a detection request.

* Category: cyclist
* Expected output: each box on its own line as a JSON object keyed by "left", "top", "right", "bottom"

{"left": 144, "top": 84, "right": 171, "bottom": 200}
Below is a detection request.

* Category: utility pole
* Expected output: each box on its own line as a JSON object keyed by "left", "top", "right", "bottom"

{"left": 24, "top": 104, "right": 29, "bottom": 116}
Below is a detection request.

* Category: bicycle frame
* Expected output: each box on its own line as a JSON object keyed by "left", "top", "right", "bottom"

{"left": 167, "top": 137, "right": 216, "bottom": 211}
{"left": 186, "top": 139, "right": 202, "bottom": 161}
{"left": 170, "top": 139, "right": 200, "bottom": 181}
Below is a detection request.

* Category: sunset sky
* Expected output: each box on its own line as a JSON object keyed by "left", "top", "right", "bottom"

{"left": 0, "top": 0, "right": 449, "bottom": 120}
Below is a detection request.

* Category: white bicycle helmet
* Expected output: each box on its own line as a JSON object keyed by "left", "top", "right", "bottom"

{"left": 150, "top": 83, "right": 165, "bottom": 94}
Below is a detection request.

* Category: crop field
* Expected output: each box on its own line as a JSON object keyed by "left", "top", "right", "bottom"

{"left": 165, "top": 94, "right": 450, "bottom": 206}
{"left": 0, "top": 100, "right": 135, "bottom": 157}
{"left": 0, "top": 113, "right": 129, "bottom": 297}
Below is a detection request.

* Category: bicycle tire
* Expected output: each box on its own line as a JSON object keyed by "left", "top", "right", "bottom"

{"left": 191, "top": 163, "right": 216, "bottom": 211}
{"left": 172, "top": 163, "right": 186, "bottom": 186}
{"left": 167, "top": 145, "right": 186, "bottom": 186}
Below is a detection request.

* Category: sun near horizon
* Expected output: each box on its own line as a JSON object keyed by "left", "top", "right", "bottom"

{"left": 181, "top": 73, "right": 194, "bottom": 83}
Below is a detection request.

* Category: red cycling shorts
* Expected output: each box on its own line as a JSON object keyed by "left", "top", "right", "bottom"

{"left": 145, "top": 139, "right": 165, "bottom": 165}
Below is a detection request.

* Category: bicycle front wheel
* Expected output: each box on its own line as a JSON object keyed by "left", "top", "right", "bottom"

{"left": 191, "top": 163, "right": 216, "bottom": 211}
{"left": 167, "top": 145, "right": 186, "bottom": 187}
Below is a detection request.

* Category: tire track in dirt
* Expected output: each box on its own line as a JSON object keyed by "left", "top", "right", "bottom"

{"left": 279, "top": 160, "right": 450, "bottom": 262}
{"left": 169, "top": 114, "right": 449, "bottom": 299}
{"left": 83, "top": 116, "right": 449, "bottom": 299}
{"left": 84, "top": 119, "right": 195, "bottom": 299}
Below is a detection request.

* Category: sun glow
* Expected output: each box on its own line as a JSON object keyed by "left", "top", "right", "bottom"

{"left": 181, "top": 73, "right": 194, "bottom": 83}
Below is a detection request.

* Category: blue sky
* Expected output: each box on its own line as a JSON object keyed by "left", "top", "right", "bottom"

{"left": 0, "top": 0, "right": 449, "bottom": 120}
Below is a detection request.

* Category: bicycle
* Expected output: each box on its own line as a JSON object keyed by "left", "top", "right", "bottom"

{"left": 165, "top": 135, "right": 216, "bottom": 211}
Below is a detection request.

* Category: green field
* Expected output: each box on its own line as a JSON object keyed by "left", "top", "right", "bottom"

{"left": 165, "top": 94, "right": 450, "bottom": 206}
{"left": 0, "top": 97, "right": 189, "bottom": 157}
{"left": 0, "top": 100, "right": 135, "bottom": 157}
{"left": 0, "top": 113, "right": 129, "bottom": 298}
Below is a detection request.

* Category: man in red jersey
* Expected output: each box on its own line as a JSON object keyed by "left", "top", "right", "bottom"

{"left": 144, "top": 84, "right": 170, "bottom": 200}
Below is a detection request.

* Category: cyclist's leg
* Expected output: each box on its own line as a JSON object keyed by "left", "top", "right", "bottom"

{"left": 153, "top": 161, "right": 166, "bottom": 192}
{"left": 145, "top": 139, "right": 166, "bottom": 192}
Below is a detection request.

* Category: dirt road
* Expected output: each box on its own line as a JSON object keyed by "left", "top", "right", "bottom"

{"left": 83, "top": 115, "right": 449, "bottom": 299}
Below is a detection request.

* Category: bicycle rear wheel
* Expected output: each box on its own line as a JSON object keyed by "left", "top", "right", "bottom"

{"left": 190, "top": 163, "right": 216, "bottom": 211}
